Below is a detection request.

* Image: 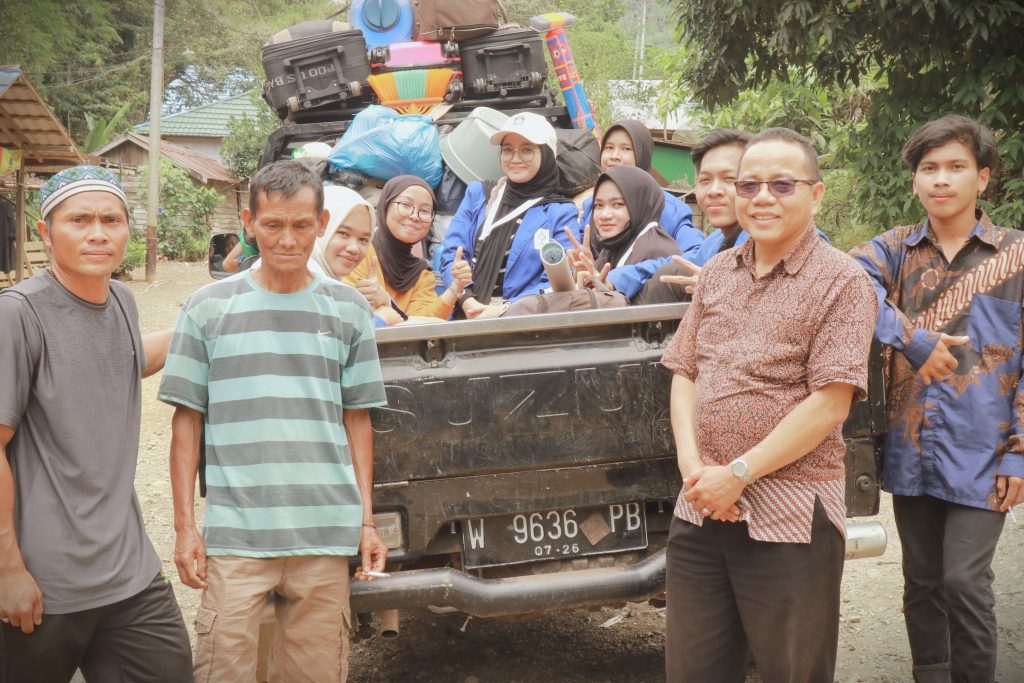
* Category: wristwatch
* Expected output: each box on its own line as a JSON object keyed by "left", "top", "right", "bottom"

{"left": 730, "top": 459, "right": 756, "bottom": 485}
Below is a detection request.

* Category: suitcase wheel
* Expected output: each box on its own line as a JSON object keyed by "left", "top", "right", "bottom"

{"left": 529, "top": 71, "right": 544, "bottom": 88}
{"left": 473, "top": 77, "right": 487, "bottom": 94}
{"left": 287, "top": 96, "right": 301, "bottom": 113}
{"left": 446, "top": 79, "right": 464, "bottom": 102}
{"left": 369, "top": 46, "right": 389, "bottom": 65}
{"left": 442, "top": 41, "right": 460, "bottom": 59}
{"left": 349, "top": 81, "right": 363, "bottom": 98}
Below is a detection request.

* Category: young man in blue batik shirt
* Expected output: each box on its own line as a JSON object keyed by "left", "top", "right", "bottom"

{"left": 850, "top": 115, "right": 1024, "bottom": 683}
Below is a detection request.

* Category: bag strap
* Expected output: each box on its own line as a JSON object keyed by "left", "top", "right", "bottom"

{"left": 586, "top": 288, "right": 597, "bottom": 309}
{"left": 536, "top": 294, "right": 549, "bottom": 314}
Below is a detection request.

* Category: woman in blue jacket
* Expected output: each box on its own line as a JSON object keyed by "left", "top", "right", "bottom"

{"left": 440, "top": 112, "right": 580, "bottom": 318}
{"left": 578, "top": 120, "right": 703, "bottom": 260}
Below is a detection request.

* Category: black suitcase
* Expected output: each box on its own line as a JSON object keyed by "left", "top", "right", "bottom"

{"left": 261, "top": 20, "right": 372, "bottom": 120}
{"left": 458, "top": 25, "right": 548, "bottom": 98}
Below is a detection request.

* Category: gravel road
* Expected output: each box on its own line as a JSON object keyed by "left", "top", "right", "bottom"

{"left": 124, "top": 261, "right": 1023, "bottom": 683}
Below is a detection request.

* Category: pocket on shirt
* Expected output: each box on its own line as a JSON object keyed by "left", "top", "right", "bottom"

{"left": 966, "top": 293, "right": 1021, "bottom": 350}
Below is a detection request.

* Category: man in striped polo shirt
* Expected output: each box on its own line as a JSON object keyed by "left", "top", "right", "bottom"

{"left": 159, "top": 160, "right": 388, "bottom": 683}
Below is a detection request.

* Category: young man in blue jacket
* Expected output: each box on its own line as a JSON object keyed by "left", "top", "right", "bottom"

{"left": 850, "top": 115, "right": 1024, "bottom": 683}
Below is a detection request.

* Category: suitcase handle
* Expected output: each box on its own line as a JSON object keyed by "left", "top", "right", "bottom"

{"left": 283, "top": 45, "right": 345, "bottom": 70}
{"left": 286, "top": 47, "right": 350, "bottom": 108}
{"left": 476, "top": 42, "right": 530, "bottom": 57}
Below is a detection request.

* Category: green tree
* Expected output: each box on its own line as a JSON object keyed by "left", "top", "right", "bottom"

{"left": 140, "top": 159, "right": 223, "bottom": 261}
{"left": 501, "top": 0, "right": 661, "bottom": 126}
{"left": 0, "top": 0, "right": 334, "bottom": 141}
{"left": 668, "top": 0, "right": 1024, "bottom": 231}
{"left": 221, "top": 92, "right": 280, "bottom": 179}
{"left": 83, "top": 101, "right": 134, "bottom": 153}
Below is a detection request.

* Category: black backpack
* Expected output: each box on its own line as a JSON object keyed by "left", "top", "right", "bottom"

{"left": 555, "top": 128, "right": 602, "bottom": 197}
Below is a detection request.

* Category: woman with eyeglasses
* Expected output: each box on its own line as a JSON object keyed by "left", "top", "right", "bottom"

{"left": 575, "top": 120, "right": 703, "bottom": 267}
{"left": 437, "top": 112, "right": 582, "bottom": 319}
{"left": 344, "top": 175, "right": 466, "bottom": 323}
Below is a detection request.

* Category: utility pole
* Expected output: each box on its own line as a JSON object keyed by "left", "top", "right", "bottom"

{"left": 632, "top": 31, "right": 640, "bottom": 81}
{"left": 146, "top": 0, "right": 164, "bottom": 282}
{"left": 638, "top": 0, "right": 648, "bottom": 79}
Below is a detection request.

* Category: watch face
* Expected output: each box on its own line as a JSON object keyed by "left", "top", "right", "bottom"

{"left": 731, "top": 460, "right": 751, "bottom": 482}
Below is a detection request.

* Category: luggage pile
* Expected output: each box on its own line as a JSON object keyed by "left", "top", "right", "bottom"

{"left": 260, "top": 0, "right": 551, "bottom": 123}
{"left": 259, "top": 0, "right": 601, "bottom": 268}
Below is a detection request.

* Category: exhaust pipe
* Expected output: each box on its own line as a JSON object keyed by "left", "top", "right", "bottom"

{"left": 351, "top": 522, "right": 887, "bottom": 617}
{"left": 350, "top": 548, "right": 667, "bottom": 617}
{"left": 378, "top": 609, "right": 399, "bottom": 639}
{"left": 844, "top": 521, "right": 887, "bottom": 560}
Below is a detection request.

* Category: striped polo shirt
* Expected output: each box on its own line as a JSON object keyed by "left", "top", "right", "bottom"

{"left": 159, "top": 271, "right": 387, "bottom": 557}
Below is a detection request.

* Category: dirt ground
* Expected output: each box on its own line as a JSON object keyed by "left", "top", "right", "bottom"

{"left": 126, "top": 261, "right": 1023, "bottom": 683}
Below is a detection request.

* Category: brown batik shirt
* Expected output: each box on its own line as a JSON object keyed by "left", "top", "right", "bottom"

{"left": 662, "top": 225, "right": 878, "bottom": 543}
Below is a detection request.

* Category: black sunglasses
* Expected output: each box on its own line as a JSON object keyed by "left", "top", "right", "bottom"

{"left": 734, "top": 179, "right": 817, "bottom": 198}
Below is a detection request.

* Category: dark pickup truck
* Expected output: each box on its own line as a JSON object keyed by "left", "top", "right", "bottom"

{"left": 348, "top": 305, "right": 887, "bottom": 619}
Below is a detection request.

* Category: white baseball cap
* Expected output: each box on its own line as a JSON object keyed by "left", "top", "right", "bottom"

{"left": 489, "top": 111, "right": 558, "bottom": 156}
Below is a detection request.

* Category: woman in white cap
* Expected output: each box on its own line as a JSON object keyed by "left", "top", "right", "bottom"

{"left": 438, "top": 112, "right": 582, "bottom": 318}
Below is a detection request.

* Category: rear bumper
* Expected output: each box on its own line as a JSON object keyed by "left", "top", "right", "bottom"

{"left": 349, "top": 521, "right": 887, "bottom": 616}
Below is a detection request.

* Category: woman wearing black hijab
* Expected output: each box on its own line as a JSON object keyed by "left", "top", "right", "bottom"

{"left": 571, "top": 165, "right": 680, "bottom": 302}
{"left": 439, "top": 112, "right": 581, "bottom": 318}
{"left": 578, "top": 119, "right": 703, "bottom": 265}
{"left": 344, "top": 175, "right": 467, "bottom": 319}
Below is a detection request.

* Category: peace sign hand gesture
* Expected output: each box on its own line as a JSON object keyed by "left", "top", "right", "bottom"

{"left": 658, "top": 255, "right": 702, "bottom": 294}
{"left": 564, "top": 225, "right": 611, "bottom": 288}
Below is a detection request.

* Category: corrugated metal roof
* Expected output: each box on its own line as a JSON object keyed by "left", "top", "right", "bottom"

{"left": 135, "top": 91, "right": 265, "bottom": 138}
{"left": 0, "top": 65, "right": 85, "bottom": 172}
{"left": 95, "top": 132, "right": 240, "bottom": 185}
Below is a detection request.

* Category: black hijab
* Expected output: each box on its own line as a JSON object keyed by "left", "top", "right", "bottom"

{"left": 590, "top": 165, "right": 677, "bottom": 270}
{"left": 472, "top": 145, "right": 569, "bottom": 303}
{"left": 373, "top": 175, "right": 436, "bottom": 293}
{"left": 604, "top": 120, "right": 653, "bottom": 172}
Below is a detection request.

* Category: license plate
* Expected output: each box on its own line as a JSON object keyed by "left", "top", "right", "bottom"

{"left": 461, "top": 503, "right": 648, "bottom": 569}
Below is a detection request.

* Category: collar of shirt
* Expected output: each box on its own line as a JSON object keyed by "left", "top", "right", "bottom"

{"left": 901, "top": 208, "right": 998, "bottom": 249}
{"left": 732, "top": 223, "right": 821, "bottom": 278}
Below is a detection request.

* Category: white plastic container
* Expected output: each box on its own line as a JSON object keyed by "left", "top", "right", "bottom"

{"left": 439, "top": 107, "right": 509, "bottom": 184}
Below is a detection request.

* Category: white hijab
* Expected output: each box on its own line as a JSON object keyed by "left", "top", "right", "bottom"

{"left": 310, "top": 185, "right": 376, "bottom": 279}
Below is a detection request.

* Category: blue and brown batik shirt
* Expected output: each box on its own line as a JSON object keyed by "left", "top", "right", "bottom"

{"left": 850, "top": 210, "right": 1024, "bottom": 510}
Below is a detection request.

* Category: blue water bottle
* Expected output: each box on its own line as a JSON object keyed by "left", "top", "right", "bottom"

{"left": 350, "top": 0, "right": 414, "bottom": 48}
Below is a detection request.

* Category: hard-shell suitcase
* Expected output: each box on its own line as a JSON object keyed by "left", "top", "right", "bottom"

{"left": 458, "top": 26, "right": 548, "bottom": 98}
{"left": 369, "top": 40, "right": 460, "bottom": 71}
{"left": 261, "top": 20, "right": 372, "bottom": 120}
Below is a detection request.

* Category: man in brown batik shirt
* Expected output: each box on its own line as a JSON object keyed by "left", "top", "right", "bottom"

{"left": 662, "top": 128, "right": 877, "bottom": 683}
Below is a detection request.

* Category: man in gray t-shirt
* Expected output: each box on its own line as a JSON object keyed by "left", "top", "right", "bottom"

{"left": 0, "top": 166, "right": 190, "bottom": 682}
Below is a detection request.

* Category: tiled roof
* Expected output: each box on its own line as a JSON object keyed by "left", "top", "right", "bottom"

{"left": 95, "top": 132, "right": 240, "bottom": 184}
{"left": 0, "top": 64, "right": 85, "bottom": 172}
{"left": 135, "top": 91, "right": 265, "bottom": 138}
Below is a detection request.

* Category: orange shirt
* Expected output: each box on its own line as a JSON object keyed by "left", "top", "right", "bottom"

{"left": 344, "top": 245, "right": 455, "bottom": 320}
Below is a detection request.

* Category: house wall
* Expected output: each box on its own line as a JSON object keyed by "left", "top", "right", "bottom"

{"left": 105, "top": 163, "right": 246, "bottom": 237}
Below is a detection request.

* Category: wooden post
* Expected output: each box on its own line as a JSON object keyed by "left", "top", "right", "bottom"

{"left": 14, "top": 165, "right": 25, "bottom": 283}
{"left": 146, "top": 0, "right": 165, "bottom": 282}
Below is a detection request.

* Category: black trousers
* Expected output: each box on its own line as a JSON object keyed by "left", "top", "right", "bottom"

{"left": 0, "top": 573, "right": 192, "bottom": 683}
{"left": 893, "top": 494, "right": 1006, "bottom": 683}
{"left": 665, "top": 498, "right": 845, "bottom": 683}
